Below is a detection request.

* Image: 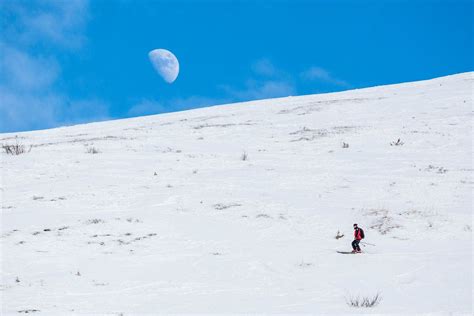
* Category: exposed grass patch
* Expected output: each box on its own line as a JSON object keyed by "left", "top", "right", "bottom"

{"left": 2, "top": 140, "right": 31, "bottom": 155}
{"left": 390, "top": 138, "right": 404, "bottom": 146}
{"left": 86, "top": 147, "right": 100, "bottom": 154}
{"left": 86, "top": 219, "right": 105, "bottom": 225}
{"left": 213, "top": 203, "right": 242, "bottom": 210}
{"left": 346, "top": 293, "right": 382, "bottom": 308}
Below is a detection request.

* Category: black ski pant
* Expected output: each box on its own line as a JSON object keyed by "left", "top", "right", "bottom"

{"left": 352, "top": 239, "right": 361, "bottom": 251}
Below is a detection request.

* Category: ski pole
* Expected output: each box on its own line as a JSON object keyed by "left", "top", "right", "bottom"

{"left": 360, "top": 241, "right": 375, "bottom": 246}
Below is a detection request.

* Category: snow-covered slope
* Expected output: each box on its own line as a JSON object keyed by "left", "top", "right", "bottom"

{"left": 1, "top": 73, "right": 472, "bottom": 314}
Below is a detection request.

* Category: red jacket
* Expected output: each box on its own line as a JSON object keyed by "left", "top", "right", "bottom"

{"left": 354, "top": 228, "right": 364, "bottom": 240}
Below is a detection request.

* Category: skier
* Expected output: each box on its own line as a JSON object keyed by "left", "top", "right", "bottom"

{"left": 351, "top": 223, "right": 365, "bottom": 253}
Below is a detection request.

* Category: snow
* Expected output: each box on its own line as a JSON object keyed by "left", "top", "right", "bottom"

{"left": 1, "top": 72, "right": 472, "bottom": 314}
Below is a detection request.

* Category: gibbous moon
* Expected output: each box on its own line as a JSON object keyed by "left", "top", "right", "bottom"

{"left": 148, "top": 49, "right": 179, "bottom": 83}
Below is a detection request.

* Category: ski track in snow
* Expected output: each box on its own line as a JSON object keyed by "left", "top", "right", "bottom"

{"left": 1, "top": 72, "right": 473, "bottom": 314}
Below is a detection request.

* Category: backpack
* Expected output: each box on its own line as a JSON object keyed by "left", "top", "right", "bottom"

{"left": 360, "top": 228, "right": 365, "bottom": 239}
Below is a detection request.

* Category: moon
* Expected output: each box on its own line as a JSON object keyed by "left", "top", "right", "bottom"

{"left": 148, "top": 49, "right": 179, "bottom": 83}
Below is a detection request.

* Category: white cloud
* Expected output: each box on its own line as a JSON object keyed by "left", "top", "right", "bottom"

{"left": 1, "top": 45, "right": 60, "bottom": 91}
{"left": 2, "top": 0, "right": 90, "bottom": 49}
{"left": 300, "top": 66, "right": 350, "bottom": 87}
{"left": 0, "top": 0, "right": 107, "bottom": 132}
{"left": 128, "top": 96, "right": 227, "bottom": 117}
{"left": 212, "top": 60, "right": 350, "bottom": 106}
{"left": 252, "top": 58, "right": 279, "bottom": 77}
{"left": 221, "top": 79, "right": 296, "bottom": 101}
{"left": 170, "top": 96, "right": 228, "bottom": 111}
{"left": 0, "top": 88, "right": 60, "bottom": 131}
{"left": 0, "top": 86, "right": 109, "bottom": 132}
{"left": 219, "top": 59, "right": 296, "bottom": 101}
{"left": 128, "top": 100, "right": 166, "bottom": 117}
{"left": 59, "top": 99, "right": 110, "bottom": 125}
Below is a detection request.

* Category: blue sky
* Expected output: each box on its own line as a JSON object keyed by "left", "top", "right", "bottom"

{"left": 1, "top": 0, "right": 472, "bottom": 133}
